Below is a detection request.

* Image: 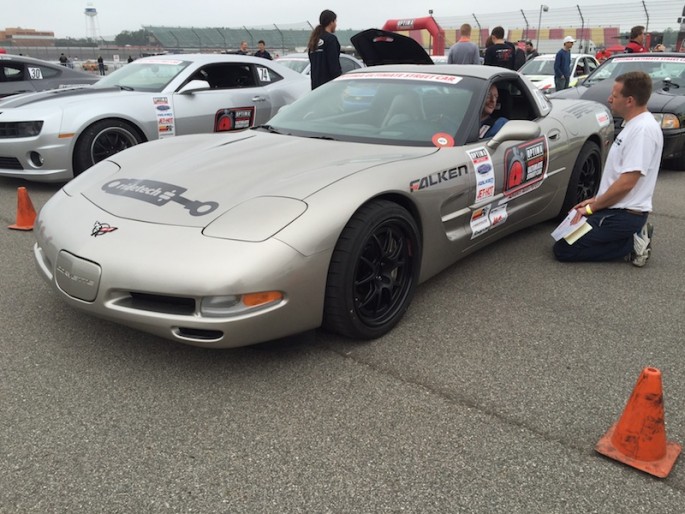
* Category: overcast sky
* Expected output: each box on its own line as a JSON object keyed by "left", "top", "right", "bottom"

{"left": 6, "top": 0, "right": 600, "bottom": 38}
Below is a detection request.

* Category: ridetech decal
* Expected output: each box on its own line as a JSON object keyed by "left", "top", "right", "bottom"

{"left": 504, "top": 137, "right": 548, "bottom": 197}
{"left": 101, "top": 179, "right": 219, "bottom": 216}
{"left": 214, "top": 107, "right": 255, "bottom": 132}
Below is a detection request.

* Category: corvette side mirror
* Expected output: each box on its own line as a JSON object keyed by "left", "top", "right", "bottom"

{"left": 487, "top": 120, "right": 541, "bottom": 151}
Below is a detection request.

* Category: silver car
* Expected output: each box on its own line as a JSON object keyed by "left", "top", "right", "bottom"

{"left": 34, "top": 31, "right": 612, "bottom": 348}
{"left": 277, "top": 52, "right": 363, "bottom": 76}
{"left": 0, "top": 54, "right": 100, "bottom": 99}
{"left": 0, "top": 53, "right": 309, "bottom": 182}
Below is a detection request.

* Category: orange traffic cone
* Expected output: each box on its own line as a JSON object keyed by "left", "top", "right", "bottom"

{"left": 596, "top": 367, "right": 681, "bottom": 478}
{"left": 8, "top": 186, "right": 37, "bottom": 231}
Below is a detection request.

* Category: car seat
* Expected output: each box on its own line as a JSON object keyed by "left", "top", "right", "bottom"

{"left": 381, "top": 92, "right": 423, "bottom": 128}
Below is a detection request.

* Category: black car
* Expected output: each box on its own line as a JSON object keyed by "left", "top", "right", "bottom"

{"left": 0, "top": 54, "right": 100, "bottom": 99}
{"left": 552, "top": 52, "right": 685, "bottom": 169}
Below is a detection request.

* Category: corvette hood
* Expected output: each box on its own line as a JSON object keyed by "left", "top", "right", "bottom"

{"left": 78, "top": 131, "right": 437, "bottom": 227}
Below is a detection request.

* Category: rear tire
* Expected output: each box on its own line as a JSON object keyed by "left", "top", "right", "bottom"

{"left": 323, "top": 200, "right": 421, "bottom": 340}
{"left": 560, "top": 140, "right": 601, "bottom": 215}
{"left": 73, "top": 119, "right": 143, "bottom": 175}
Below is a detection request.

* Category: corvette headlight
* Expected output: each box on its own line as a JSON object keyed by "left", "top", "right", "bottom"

{"left": 0, "top": 120, "right": 43, "bottom": 138}
{"left": 652, "top": 113, "right": 680, "bottom": 130}
{"left": 200, "top": 291, "right": 284, "bottom": 317}
{"left": 203, "top": 196, "right": 307, "bottom": 241}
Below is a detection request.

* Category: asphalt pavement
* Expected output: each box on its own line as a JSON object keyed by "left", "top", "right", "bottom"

{"left": 0, "top": 171, "right": 683, "bottom": 513}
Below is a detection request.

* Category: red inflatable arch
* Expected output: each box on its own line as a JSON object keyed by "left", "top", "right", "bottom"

{"left": 382, "top": 17, "right": 445, "bottom": 56}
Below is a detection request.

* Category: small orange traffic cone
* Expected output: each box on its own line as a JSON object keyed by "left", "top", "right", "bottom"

{"left": 8, "top": 187, "right": 37, "bottom": 231}
{"left": 596, "top": 367, "right": 681, "bottom": 478}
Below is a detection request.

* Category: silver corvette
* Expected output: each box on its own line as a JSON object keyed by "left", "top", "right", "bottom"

{"left": 34, "top": 31, "right": 613, "bottom": 348}
{"left": 0, "top": 53, "right": 309, "bottom": 182}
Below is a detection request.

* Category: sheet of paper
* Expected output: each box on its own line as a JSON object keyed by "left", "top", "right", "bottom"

{"left": 551, "top": 210, "right": 588, "bottom": 241}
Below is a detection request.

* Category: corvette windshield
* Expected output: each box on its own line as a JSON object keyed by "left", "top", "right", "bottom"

{"left": 267, "top": 73, "right": 476, "bottom": 146}
{"left": 94, "top": 59, "right": 190, "bottom": 92}
{"left": 583, "top": 57, "right": 685, "bottom": 89}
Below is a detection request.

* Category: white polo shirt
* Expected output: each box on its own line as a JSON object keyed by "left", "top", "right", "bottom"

{"left": 597, "top": 111, "right": 663, "bottom": 212}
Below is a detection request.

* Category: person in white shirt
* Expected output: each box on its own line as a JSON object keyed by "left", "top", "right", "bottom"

{"left": 553, "top": 71, "right": 663, "bottom": 267}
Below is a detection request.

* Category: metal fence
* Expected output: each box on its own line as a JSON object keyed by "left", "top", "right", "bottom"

{"left": 3, "top": 0, "right": 684, "bottom": 61}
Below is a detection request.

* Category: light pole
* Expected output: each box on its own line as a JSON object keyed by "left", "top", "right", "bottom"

{"left": 536, "top": 5, "right": 549, "bottom": 52}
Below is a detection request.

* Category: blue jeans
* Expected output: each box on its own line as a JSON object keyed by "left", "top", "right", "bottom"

{"left": 553, "top": 209, "right": 648, "bottom": 262}
{"left": 555, "top": 76, "right": 569, "bottom": 91}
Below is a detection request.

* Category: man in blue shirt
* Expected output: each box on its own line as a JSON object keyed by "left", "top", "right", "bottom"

{"left": 554, "top": 36, "right": 575, "bottom": 92}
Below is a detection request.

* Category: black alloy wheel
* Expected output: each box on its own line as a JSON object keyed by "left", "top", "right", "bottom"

{"left": 323, "top": 199, "right": 421, "bottom": 340}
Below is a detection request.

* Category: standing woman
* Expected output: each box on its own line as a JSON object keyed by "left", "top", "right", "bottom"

{"left": 307, "top": 9, "right": 342, "bottom": 89}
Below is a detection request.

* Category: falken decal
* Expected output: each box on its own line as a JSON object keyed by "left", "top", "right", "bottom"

{"left": 214, "top": 107, "right": 255, "bottom": 132}
{"left": 101, "top": 179, "right": 219, "bottom": 216}
{"left": 409, "top": 165, "right": 467, "bottom": 192}
{"left": 91, "top": 221, "right": 118, "bottom": 237}
{"left": 504, "top": 137, "right": 548, "bottom": 198}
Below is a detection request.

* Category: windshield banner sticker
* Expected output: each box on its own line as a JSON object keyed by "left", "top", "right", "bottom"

{"left": 153, "top": 96, "right": 175, "bottom": 139}
{"left": 504, "top": 136, "right": 548, "bottom": 198}
{"left": 102, "top": 179, "right": 219, "bottom": 216}
{"left": 337, "top": 72, "right": 462, "bottom": 84}
{"left": 467, "top": 147, "right": 495, "bottom": 202}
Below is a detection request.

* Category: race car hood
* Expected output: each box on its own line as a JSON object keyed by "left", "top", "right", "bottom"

{"left": 74, "top": 131, "right": 437, "bottom": 228}
{"left": 351, "top": 29, "right": 434, "bottom": 66}
{"left": 0, "top": 86, "right": 143, "bottom": 109}
{"left": 553, "top": 79, "right": 681, "bottom": 111}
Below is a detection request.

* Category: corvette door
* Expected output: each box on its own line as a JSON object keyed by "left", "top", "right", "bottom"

{"left": 172, "top": 63, "right": 273, "bottom": 135}
{"left": 461, "top": 79, "right": 564, "bottom": 246}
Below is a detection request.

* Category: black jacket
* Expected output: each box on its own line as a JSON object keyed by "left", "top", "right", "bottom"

{"left": 308, "top": 31, "right": 342, "bottom": 89}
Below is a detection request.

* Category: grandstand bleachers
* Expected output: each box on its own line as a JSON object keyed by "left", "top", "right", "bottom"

{"left": 144, "top": 26, "right": 360, "bottom": 53}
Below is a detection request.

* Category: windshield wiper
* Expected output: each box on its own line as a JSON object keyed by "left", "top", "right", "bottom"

{"left": 114, "top": 84, "right": 135, "bottom": 91}
{"left": 253, "top": 124, "right": 285, "bottom": 134}
{"left": 308, "top": 135, "right": 336, "bottom": 141}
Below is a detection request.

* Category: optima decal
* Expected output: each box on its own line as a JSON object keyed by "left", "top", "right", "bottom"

{"left": 214, "top": 107, "right": 255, "bottom": 132}
{"left": 102, "top": 179, "right": 219, "bottom": 216}
{"left": 409, "top": 165, "right": 467, "bottom": 192}
{"left": 504, "top": 137, "right": 548, "bottom": 197}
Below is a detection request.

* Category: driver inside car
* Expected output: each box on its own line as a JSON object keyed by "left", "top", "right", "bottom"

{"left": 479, "top": 84, "right": 508, "bottom": 138}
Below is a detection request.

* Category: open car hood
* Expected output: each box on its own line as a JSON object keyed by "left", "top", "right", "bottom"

{"left": 351, "top": 29, "right": 434, "bottom": 66}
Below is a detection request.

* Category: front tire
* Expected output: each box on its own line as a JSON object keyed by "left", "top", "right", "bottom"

{"left": 73, "top": 119, "right": 143, "bottom": 175}
{"left": 323, "top": 200, "right": 421, "bottom": 340}
{"left": 560, "top": 140, "right": 602, "bottom": 215}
